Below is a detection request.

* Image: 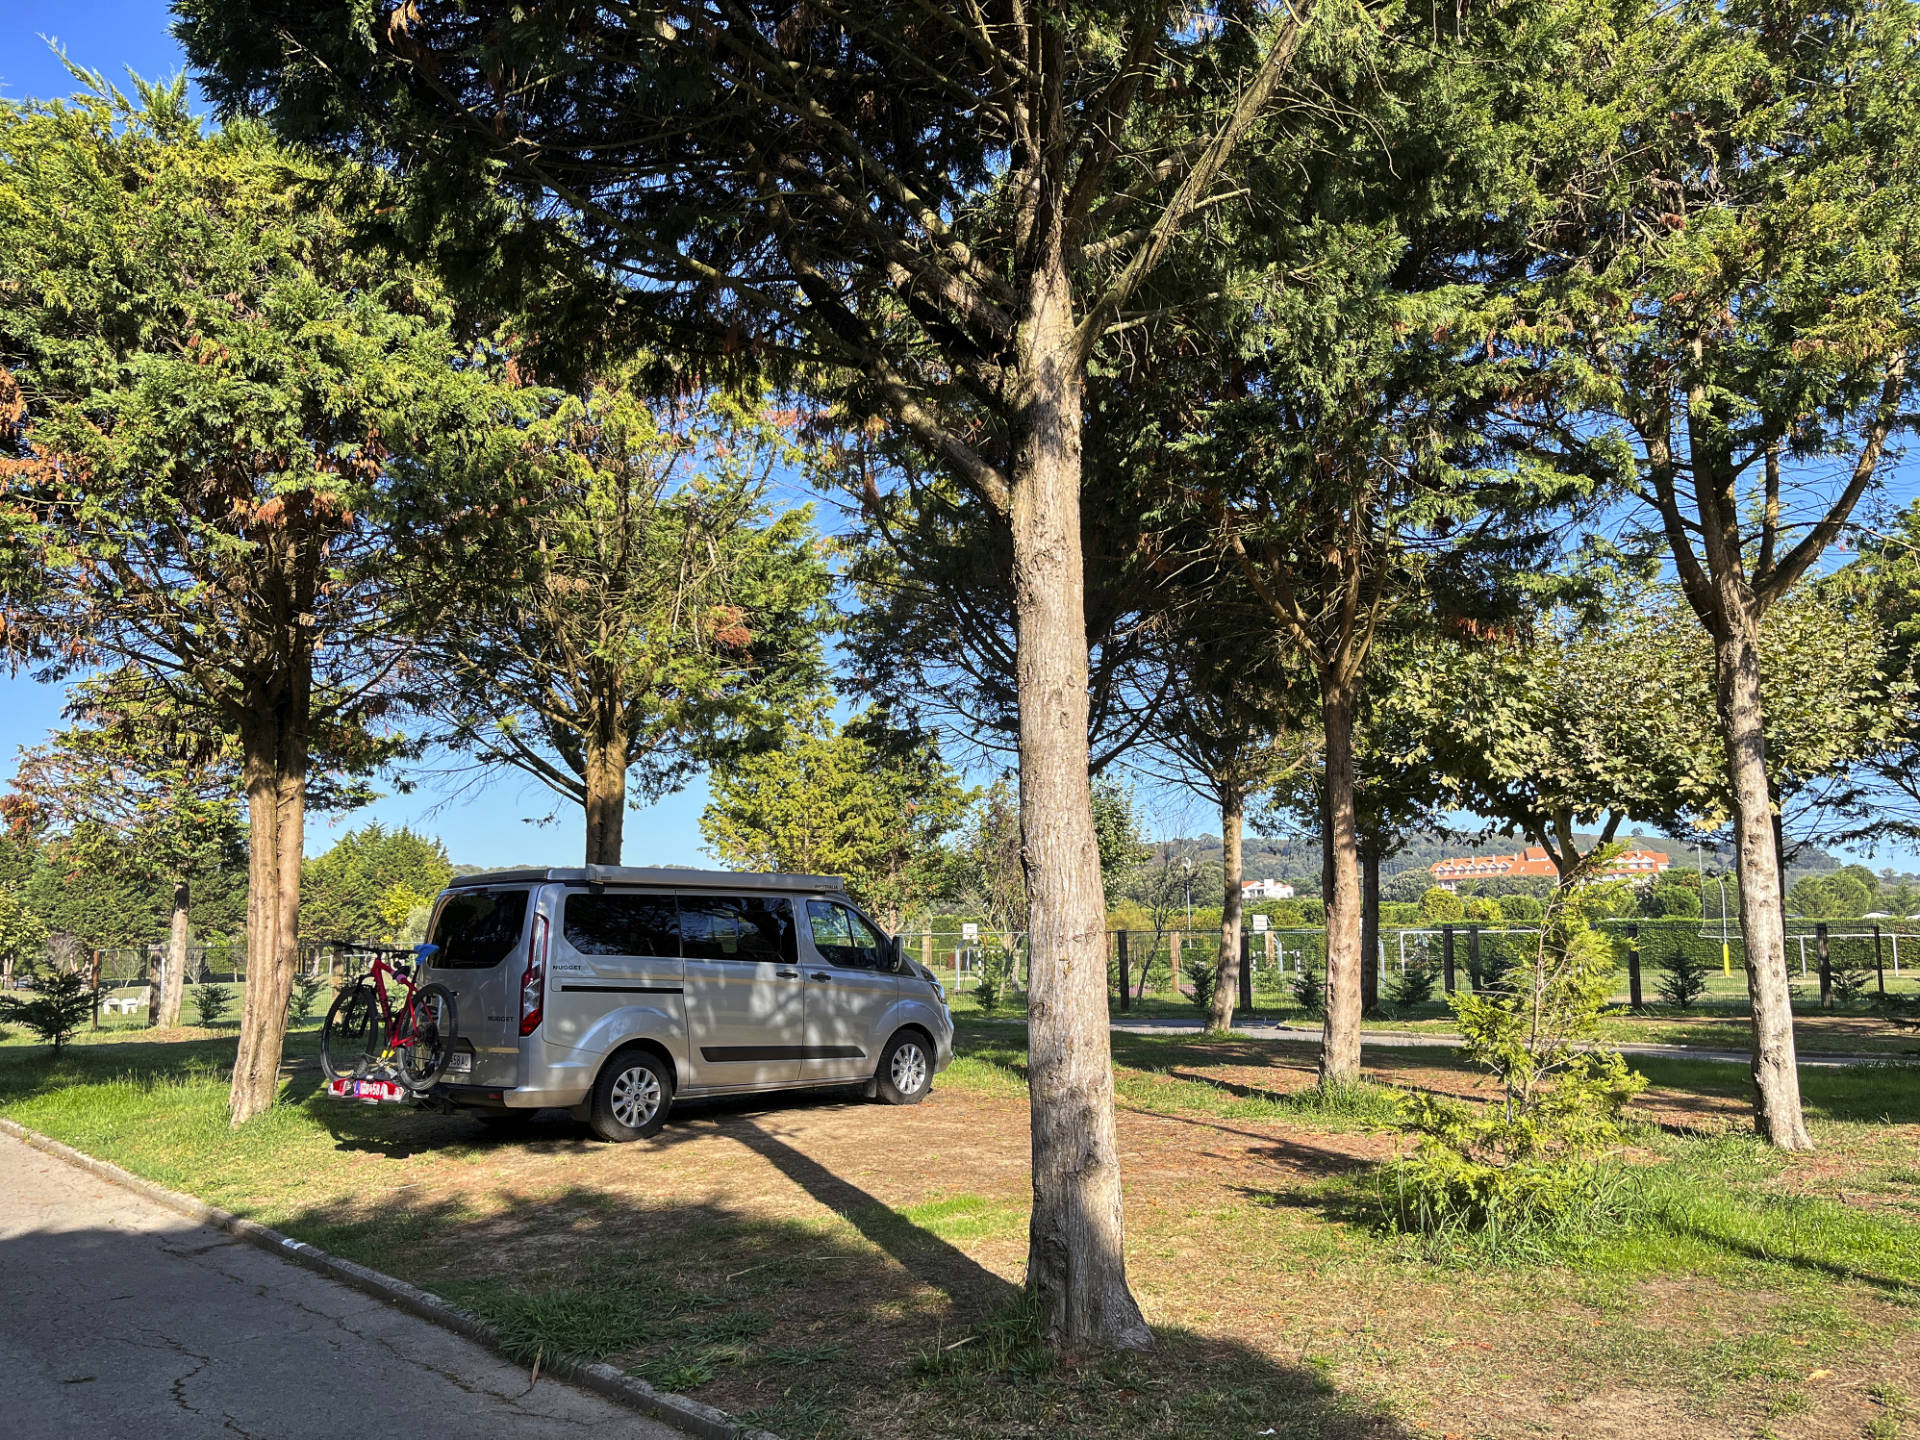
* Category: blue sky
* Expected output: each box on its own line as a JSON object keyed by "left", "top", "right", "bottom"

{"left": 3, "top": 3, "right": 1917, "bottom": 877}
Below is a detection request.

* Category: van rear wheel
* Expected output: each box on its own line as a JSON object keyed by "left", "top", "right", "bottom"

{"left": 875, "top": 1031, "right": 932, "bottom": 1105}
{"left": 588, "top": 1049, "right": 672, "bottom": 1142}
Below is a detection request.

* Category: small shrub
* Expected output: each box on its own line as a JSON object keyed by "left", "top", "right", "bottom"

{"left": 1289, "top": 960, "right": 1325, "bottom": 1016}
{"left": 1383, "top": 879, "right": 1645, "bottom": 1249}
{"left": 1420, "top": 887, "right": 1466, "bottom": 925}
{"left": 1189, "top": 952, "right": 1218, "bottom": 1017}
{"left": 1386, "top": 956, "right": 1438, "bottom": 1010}
{"left": 1829, "top": 952, "right": 1874, "bottom": 1005}
{"left": 0, "top": 966, "right": 100, "bottom": 1054}
{"left": 191, "top": 983, "right": 232, "bottom": 1028}
{"left": 974, "top": 945, "right": 1014, "bottom": 1015}
{"left": 1657, "top": 944, "right": 1713, "bottom": 1009}
{"left": 288, "top": 974, "right": 327, "bottom": 1022}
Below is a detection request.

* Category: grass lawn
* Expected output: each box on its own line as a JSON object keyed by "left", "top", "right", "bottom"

{"left": 955, "top": 972, "right": 1920, "bottom": 1058}
{"left": 4, "top": 1014, "right": 1919, "bottom": 1438}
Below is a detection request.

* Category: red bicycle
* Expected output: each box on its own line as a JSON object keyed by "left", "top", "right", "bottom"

{"left": 320, "top": 943, "right": 459, "bottom": 1093}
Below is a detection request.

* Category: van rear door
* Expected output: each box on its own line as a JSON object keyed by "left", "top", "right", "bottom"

{"left": 423, "top": 887, "right": 530, "bottom": 1088}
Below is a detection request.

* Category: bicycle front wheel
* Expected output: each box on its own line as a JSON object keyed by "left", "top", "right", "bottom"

{"left": 320, "top": 981, "right": 383, "bottom": 1082}
{"left": 395, "top": 983, "right": 459, "bottom": 1092}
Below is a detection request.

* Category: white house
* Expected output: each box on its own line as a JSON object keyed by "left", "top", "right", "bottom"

{"left": 1241, "top": 878, "right": 1295, "bottom": 901}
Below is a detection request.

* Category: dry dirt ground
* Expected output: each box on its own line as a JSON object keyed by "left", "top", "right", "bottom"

{"left": 218, "top": 1032, "right": 1919, "bottom": 1440}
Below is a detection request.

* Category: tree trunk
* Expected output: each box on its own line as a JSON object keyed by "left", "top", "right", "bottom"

{"left": 1319, "top": 675, "right": 1363, "bottom": 1085}
{"left": 157, "top": 877, "right": 191, "bottom": 1028}
{"left": 1012, "top": 254, "right": 1151, "bottom": 1353}
{"left": 1208, "top": 784, "right": 1244, "bottom": 1033}
{"left": 230, "top": 699, "right": 309, "bottom": 1125}
{"left": 1714, "top": 613, "right": 1812, "bottom": 1151}
{"left": 1360, "top": 847, "right": 1380, "bottom": 1017}
{"left": 583, "top": 704, "right": 628, "bottom": 866}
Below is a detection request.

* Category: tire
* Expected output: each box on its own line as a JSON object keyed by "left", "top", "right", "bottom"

{"left": 320, "top": 982, "right": 383, "bottom": 1083}
{"left": 875, "top": 1030, "right": 933, "bottom": 1106}
{"left": 587, "top": 1048, "right": 673, "bottom": 1142}
{"left": 394, "top": 983, "right": 459, "bottom": 1093}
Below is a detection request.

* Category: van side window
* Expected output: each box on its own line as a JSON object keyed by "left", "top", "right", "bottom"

{"left": 564, "top": 894, "right": 679, "bottom": 957}
{"left": 426, "top": 890, "right": 530, "bottom": 969}
{"left": 679, "top": 895, "right": 797, "bottom": 965}
{"left": 807, "top": 900, "right": 885, "bottom": 971}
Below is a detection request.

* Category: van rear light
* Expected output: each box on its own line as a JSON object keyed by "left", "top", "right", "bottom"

{"left": 520, "top": 912, "right": 549, "bottom": 1037}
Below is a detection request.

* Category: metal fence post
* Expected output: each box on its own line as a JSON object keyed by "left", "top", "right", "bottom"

{"left": 1817, "top": 922, "right": 1832, "bottom": 1009}
{"left": 1239, "top": 930, "right": 1254, "bottom": 1012}
{"left": 1116, "top": 930, "right": 1130, "bottom": 1012}
{"left": 1468, "top": 925, "right": 1483, "bottom": 992}
{"left": 1169, "top": 932, "right": 1182, "bottom": 995}
{"left": 1875, "top": 923, "right": 1886, "bottom": 998}
{"left": 1442, "top": 925, "right": 1456, "bottom": 995}
{"left": 1627, "top": 923, "right": 1643, "bottom": 1010}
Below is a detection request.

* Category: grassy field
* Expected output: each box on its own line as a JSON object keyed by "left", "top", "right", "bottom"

{"left": 951, "top": 970, "right": 1920, "bottom": 1058}
{"left": 4, "top": 1013, "right": 1919, "bottom": 1438}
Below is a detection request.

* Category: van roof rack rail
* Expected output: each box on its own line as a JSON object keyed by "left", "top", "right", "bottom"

{"left": 445, "top": 865, "right": 849, "bottom": 892}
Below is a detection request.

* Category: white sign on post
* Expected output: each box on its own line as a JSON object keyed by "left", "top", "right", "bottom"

{"left": 961, "top": 923, "right": 979, "bottom": 941}
{"left": 1251, "top": 913, "right": 1269, "bottom": 933}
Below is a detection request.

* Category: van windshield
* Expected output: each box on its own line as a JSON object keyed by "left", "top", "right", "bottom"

{"left": 427, "top": 890, "right": 530, "bottom": 969}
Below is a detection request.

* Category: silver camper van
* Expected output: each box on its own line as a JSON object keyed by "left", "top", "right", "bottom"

{"left": 419, "top": 866, "right": 953, "bottom": 1141}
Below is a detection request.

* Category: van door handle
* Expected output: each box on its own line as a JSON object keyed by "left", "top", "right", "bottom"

{"left": 809, "top": 971, "right": 831, "bottom": 982}
{"left": 775, "top": 968, "right": 800, "bottom": 978}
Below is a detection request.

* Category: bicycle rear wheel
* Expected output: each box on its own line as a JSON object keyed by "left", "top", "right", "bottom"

{"left": 395, "top": 983, "right": 459, "bottom": 1092}
{"left": 320, "top": 982, "right": 383, "bottom": 1082}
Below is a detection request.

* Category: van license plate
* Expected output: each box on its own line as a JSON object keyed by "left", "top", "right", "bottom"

{"left": 447, "top": 1053, "right": 472, "bottom": 1075}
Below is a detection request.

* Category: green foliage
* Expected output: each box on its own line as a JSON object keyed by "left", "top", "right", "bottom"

{"left": 425, "top": 372, "right": 829, "bottom": 847}
{"left": 1462, "top": 896, "right": 1504, "bottom": 925}
{"left": 1829, "top": 950, "right": 1876, "bottom": 1006}
{"left": 1644, "top": 882, "right": 1702, "bottom": 920}
{"left": 1790, "top": 871, "right": 1874, "bottom": 920}
{"left": 1384, "top": 891, "right": 1646, "bottom": 1243}
{"left": 703, "top": 704, "right": 969, "bottom": 927}
{"left": 940, "top": 780, "right": 1027, "bottom": 937}
{"left": 1656, "top": 945, "right": 1713, "bottom": 1011}
{"left": 1089, "top": 781, "right": 1149, "bottom": 901}
{"left": 0, "top": 966, "right": 98, "bottom": 1054}
{"left": 288, "top": 975, "right": 327, "bottom": 1023}
{"left": 1501, "top": 894, "right": 1544, "bottom": 924}
{"left": 1288, "top": 960, "right": 1325, "bottom": 1017}
{"left": 973, "top": 945, "right": 1015, "bottom": 1017}
{"left": 1420, "top": 888, "right": 1466, "bottom": 925}
{"left": 191, "top": 984, "right": 232, "bottom": 1029}
{"left": 302, "top": 825, "right": 454, "bottom": 944}
{"left": 0, "top": 888, "right": 49, "bottom": 970}
{"left": 1188, "top": 951, "right": 1219, "bottom": 1018}
{"left": 1385, "top": 956, "right": 1438, "bottom": 1010}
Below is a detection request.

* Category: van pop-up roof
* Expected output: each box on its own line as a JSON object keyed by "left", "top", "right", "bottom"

{"left": 444, "top": 865, "right": 850, "bottom": 893}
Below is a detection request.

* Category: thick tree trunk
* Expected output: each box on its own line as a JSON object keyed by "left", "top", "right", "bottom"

{"left": 230, "top": 701, "right": 309, "bottom": 1125}
{"left": 157, "top": 878, "right": 190, "bottom": 1028}
{"left": 583, "top": 707, "right": 628, "bottom": 866}
{"left": 1013, "top": 255, "right": 1151, "bottom": 1353}
{"left": 1319, "top": 675, "right": 1363, "bottom": 1085}
{"left": 1360, "top": 848, "right": 1380, "bottom": 1017}
{"left": 1714, "top": 614, "right": 1812, "bottom": 1151}
{"left": 1207, "top": 785, "right": 1244, "bottom": 1033}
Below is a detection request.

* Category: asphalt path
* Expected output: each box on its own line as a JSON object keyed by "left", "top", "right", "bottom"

{"left": 0, "top": 1129, "right": 681, "bottom": 1440}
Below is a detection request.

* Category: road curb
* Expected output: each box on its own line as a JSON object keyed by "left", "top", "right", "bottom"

{"left": 0, "top": 1116, "right": 779, "bottom": 1440}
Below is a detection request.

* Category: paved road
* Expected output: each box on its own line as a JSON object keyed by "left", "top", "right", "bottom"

{"left": 0, "top": 1130, "right": 682, "bottom": 1440}
{"left": 1108, "top": 1015, "right": 1903, "bottom": 1068}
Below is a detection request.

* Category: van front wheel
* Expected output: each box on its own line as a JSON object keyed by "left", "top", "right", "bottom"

{"left": 588, "top": 1049, "right": 673, "bottom": 1142}
{"left": 875, "top": 1032, "right": 932, "bottom": 1105}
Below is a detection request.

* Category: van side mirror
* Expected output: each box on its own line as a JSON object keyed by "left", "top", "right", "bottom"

{"left": 889, "top": 935, "right": 905, "bottom": 971}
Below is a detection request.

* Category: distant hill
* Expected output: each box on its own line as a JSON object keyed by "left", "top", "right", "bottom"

{"left": 1156, "top": 828, "right": 1775, "bottom": 887}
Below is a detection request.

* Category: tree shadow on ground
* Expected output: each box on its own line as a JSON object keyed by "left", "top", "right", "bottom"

{"left": 264, "top": 1174, "right": 1414, "bottom": 1440}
